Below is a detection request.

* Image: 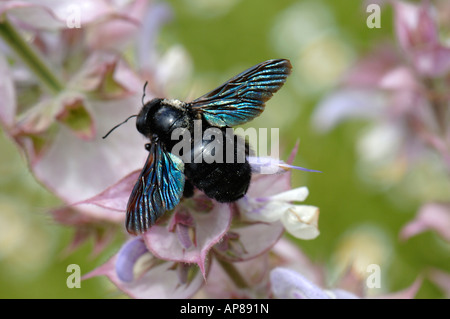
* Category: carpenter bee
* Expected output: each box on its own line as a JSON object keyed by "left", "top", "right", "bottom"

{"left": 104, "top": 59, "right": 292, "bottom": 235}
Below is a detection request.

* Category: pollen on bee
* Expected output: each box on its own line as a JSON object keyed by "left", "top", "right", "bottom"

{"left": 162, "top": 99, "right": 185, "bottom": 110}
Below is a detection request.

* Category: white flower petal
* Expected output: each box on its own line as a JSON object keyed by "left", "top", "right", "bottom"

{"left": 270, "top": 187, "right": 309, "bottom": 202}
{"left": 238, "top": 197, "right": 287, "bottom": 223}
{"left": 281, "top": 205, "right": 320, "bottom": 240}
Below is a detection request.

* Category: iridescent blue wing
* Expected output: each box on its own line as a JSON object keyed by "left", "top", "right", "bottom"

{"left": 126, "top": 141, "right": 185, "bottom": 235}
{"left": 188, "top": 59, "right": 292, "bottom": 127}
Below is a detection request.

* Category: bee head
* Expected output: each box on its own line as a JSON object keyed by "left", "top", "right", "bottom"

{"left": 136, "top": 98, "right": 163, "bottom": 136}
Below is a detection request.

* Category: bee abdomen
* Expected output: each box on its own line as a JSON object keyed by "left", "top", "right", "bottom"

{"left": 183, "top": 130, "right": 252, "bottom": 203}
{"left": 185, "top": 161, "right": 251, "bottom": 202}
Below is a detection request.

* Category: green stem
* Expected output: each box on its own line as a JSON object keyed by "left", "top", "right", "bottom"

{"left": 215, "top": 256, "right": 249, "bottom": 289}
{"left": 0, "top": 18, "right": 64, "bottom": 94}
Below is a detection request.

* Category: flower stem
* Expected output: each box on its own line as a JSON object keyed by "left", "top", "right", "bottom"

{"left": 215, "top": 256, "right": 249, "bottom": 289}
{"left": 0, "top": 18, "right": 64, "bottom": 94}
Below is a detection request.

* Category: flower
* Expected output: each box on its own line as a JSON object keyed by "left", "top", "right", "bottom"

{"left": 393, "top": 0, "right": 450, "bottom": 77}
{"left": 238, "top": 186, "right": 320, "bottom": 240}
{"left": 269, "top": 266, "right": 422, "bottom": 299}
{"left": 400, "top": 202, "right": 450, "bottom": 242}
{"left": 428, "top": 268, "right": 450, "bottom": 298}
{"left": 0, "top": 0, "right": 191, "bottom": 252}
{"left": 1, "top": 1, "right": 322, "bottom": 299}
{"left": 0, "top": 0, "right": 185, "bottom": 201}
{"left": 239, "top": 143, "right": 321, "bottom": 240}
{"left": 83, "top": 237, "right": 205, "bottom": 298}
{"left": 270, "top": 267, "right": 354, "bottom": 299}
{"left": 266, "top": 236, "right": 422, "bottom": 300}
{"left": 313, "top": 1, "right": 450, "bottom": 175}
{"left": 81, "top": 144, "right": 321, "bottom": 298}
{"left": 312, "top": 0, "right": 450, "bottom": 244}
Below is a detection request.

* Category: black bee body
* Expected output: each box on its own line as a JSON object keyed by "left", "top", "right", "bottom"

{"left": 183, "top": 121, "right": 252, "bottom": 203}
{"left": 136, "top": 98, "right": 251, "bottom": 203}
{"left": 104, "top": 59, "right": 293, "bottom": 234}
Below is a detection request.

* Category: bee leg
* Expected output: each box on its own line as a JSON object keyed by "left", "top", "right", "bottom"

{"left": 183, "top": 178, "right": 195, "bottom": 198}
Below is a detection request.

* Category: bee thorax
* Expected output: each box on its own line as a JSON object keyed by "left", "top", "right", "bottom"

{"left": 162, "top": 99, "right": 186, "bottom": 110}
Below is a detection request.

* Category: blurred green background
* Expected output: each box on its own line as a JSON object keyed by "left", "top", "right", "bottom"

{"left": 1, "top": 0, "right": 449, "bottom": 298}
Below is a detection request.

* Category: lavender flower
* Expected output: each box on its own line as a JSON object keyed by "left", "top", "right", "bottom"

{"left": 312, "top": 0, "right": 450, "bottom": 243}
{"left": 0, "top": 0, "right": 322, "bottom": 299}
{"left": 400, "top": 202, "right": 450, "bottom": 241}
{"left": 81, "top": 144, "right": 321, "bottom": 298}
{"left": 266, "top": 237, "right": 422, "bottom": 300}
{"left": 269, "top": 266, "right": 423, "bottom": 299}
{"left": 0, "top": 0, "right": 190, "bottom": 252}
{"left": 83, "top": 236, "right": 205, "bottom": 298}
{"left": 428, "top": 268, "right": 450, "bottom": 298}
{"left": 314, "top": 1, "right": 450, "bottom": 171}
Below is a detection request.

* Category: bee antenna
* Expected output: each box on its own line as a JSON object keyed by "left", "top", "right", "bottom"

{"left": 102, "top": 114, "right": 138, "bottom": 139}
{"left": 142, "top": 81, "right": 148, "bottom": 106}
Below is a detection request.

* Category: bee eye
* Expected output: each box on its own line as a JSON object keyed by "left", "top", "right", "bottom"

{"left": 136, "top": 111, "right": 149, "bottom": 135}
{"left": 136, "top": 98, "right": 162, "bottom": 136}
